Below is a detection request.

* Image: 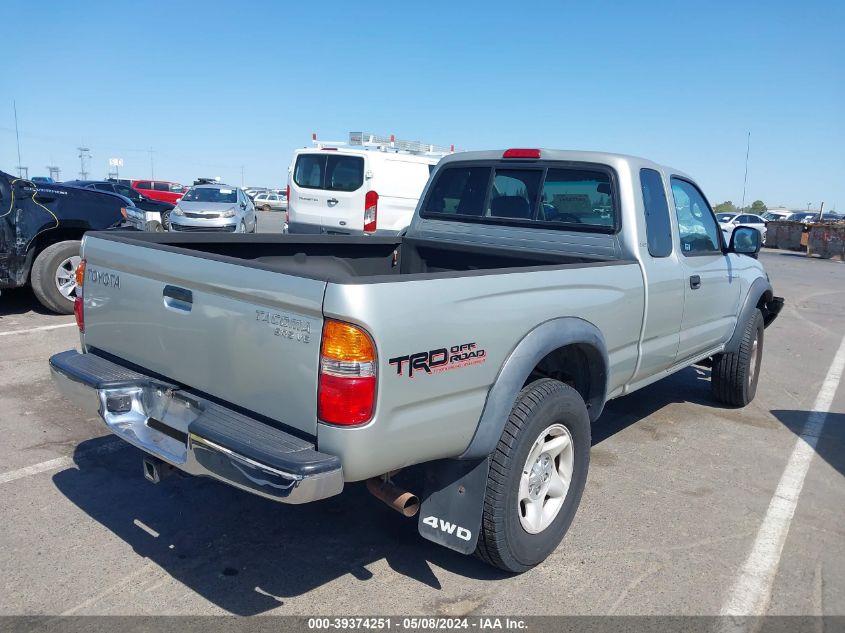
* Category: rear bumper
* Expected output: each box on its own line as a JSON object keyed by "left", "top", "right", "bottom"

{"left": 49, "top": 350, "right": 343, "bottom": 504}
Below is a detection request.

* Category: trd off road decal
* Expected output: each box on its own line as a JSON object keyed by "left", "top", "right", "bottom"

{"left": 389, "top": 342, "right": 486, "bottom": 378}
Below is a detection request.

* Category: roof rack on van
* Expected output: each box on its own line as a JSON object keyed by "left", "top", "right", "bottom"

{"left": 311, "top": 132, "right": 459, "bottom": 157}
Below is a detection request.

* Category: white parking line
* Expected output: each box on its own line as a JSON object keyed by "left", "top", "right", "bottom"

{"left": 721, "top": 333, "right": 845, "bottom": 618}
{"left": 0, "top": 322, "right": 76, "bottom": 337}
{"left": 0, "top": 438, "right": 128, "bottom": 484}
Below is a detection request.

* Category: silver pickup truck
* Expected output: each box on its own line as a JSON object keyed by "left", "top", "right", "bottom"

{"left": 50, "top": 149, "right": 783, "bottom": 573}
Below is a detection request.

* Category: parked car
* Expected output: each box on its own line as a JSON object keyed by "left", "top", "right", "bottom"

{"left": 762, "top": 211, "right": 790, "bottom": 221}
{"left": 50, "top": 149, "right": 783, "bottom": 573}
{"left": 787, "top": 212, "right": 820, "bottom": 226}
{"left": 31, "top": 176, "right": 55, "bottom": 184}
{"left": 64, "top": 180, "right": 176, "bottom": 230}
{"left": 717, "top": 213, "right": 767, "bottom": 243}
{"left": 132, "top": 179, "right": 187, "bottom": 204}
{"left": 170, "top": 184, "right": 257, "bottom": 233}
{"left": 253, "top": 191, "right": 287, "bottom": 211}
{"left": 244, "top": 187, "right": 268, "bottom": 199}
{"left": 288, "top": 147, "right": 437, "bottom": 235}
{"left": 0, "top": 170, "right": 127, "bottom": 313}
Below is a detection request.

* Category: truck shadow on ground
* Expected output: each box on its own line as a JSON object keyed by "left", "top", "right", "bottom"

{"left": 52, "top": 440, "right": 508, "bottom": 615}
{"left": 51, "top": 364, "right": 725, "bottom": 615}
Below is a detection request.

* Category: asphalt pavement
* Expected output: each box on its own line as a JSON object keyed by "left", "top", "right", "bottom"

{"left": 0, "top": 248, "right": 843, "bottom": 617}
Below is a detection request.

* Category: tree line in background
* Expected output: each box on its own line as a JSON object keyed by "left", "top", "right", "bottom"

{"left": 713, "top": 200, "right": 768, "bottom": 215}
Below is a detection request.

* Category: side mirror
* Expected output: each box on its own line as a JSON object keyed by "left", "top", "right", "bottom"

{"left": 728, "top": 226, "right": 761, "bottom": 256}
{"left": 240, "top": 202, "right": 246, "bottom": 209}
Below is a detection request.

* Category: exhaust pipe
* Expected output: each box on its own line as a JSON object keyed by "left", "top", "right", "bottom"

{"left": 142, "top": 456, "right": 175, "bottom": 483}
{"left": 366, "top": 477, "right": 420, "bottom": 517}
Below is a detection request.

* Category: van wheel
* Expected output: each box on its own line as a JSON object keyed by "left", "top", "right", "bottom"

{"left": 474, "top": 379, "right": 590, "bottom": 573}
{"left": 711, "top": 309, "right": 764, "bottom": 406}
{"left": 30, "top": 240, "right": 82, "bottom": 314}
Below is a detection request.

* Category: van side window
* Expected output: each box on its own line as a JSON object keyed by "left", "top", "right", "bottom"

{"left": 640, "top": 168, "right": 673, "bottom": 257}
{"left": 136, "top": 181, "right": 151, "bottom": 190}
{"left": 670, "top": 177, "right": 722, "bottom": 255}
{"left": 153, "top": 182, "right": 170, "bottom": 191}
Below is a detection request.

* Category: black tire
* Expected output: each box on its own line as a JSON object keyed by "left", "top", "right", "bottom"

{"left": 30, "top": 240, "right": 81, "bottom": 314}
{"left": 262, "top": 204, "right": 271, "bottom": 211}
{"left": 711, "top": 308, "right": 764, "bottom": 406}
{"left": 474, "top": 378, "right": 590, "bottom": 573}
{"left": 160, "top": 210, "right": 171, "bottom": 231}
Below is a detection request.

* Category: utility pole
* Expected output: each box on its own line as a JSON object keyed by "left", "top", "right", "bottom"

{"left": 240, "top": 165, "right": 245, "bottom": 187}
{"left": 149, "top": 147, "right": 155, "bottom": 180}
{"left": 16, "top": 166, "right": 29, "bottom": 179}
{"left": 77, "top": 147, "right": 91, "bottom": 179}
{"left": 816, "top": 201, "right": 825, "bottom": 222}
{"left": 46, "top": 165, "right": 61, "bottom": 181}
{"left": 740, "top": 131, "right": 750, "bottom": 212}
{"left": 13, "top": 100, "right": 23, "bottom": 178}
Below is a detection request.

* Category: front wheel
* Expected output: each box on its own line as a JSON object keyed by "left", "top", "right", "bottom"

{"left": 474, "top": 379, "right": 590, "bottom": 573}
{"left": 711, "top": 308, "right": 764, "bottom": 406}
{"left": 160, "top": 210, "right": 171, "bottom": 231}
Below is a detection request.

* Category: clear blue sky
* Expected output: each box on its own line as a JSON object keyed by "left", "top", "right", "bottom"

{"left": 2, "top": 0, "right": 843, "bottom": 210}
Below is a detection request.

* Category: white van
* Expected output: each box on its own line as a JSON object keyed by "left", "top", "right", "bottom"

{"left": 287, "top": 147, "right": 439, "bottom": 235}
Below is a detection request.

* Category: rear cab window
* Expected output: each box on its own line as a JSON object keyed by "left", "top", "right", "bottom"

{"left": 640, "top": 168, "right": 673, "bottom": 257}
{"left": 421, "top": 161, "right": 617, "bottom": 232}
{"left": 293, "top": 153, "right": 364, "bottom": 192}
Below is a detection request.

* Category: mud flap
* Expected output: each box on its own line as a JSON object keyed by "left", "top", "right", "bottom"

{"left": 417, "top": 457, "right": 489, "bottom": 554}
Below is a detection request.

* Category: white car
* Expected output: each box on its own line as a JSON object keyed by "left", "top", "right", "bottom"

{"left": 717, "top": 213, "right": 767, "bottom": 244}
{"left": 287, "top": 145, "right": 438, "bottom": 235}
{"left": 253, "top": 191, "right": 288, "bottom": 211}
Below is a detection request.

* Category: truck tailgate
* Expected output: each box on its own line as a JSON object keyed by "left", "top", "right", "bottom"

{"left": 80, "top": 234, "right": 325, "bottom": 436}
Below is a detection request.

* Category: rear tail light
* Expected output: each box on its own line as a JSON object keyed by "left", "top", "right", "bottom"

{"left": 74, "top": 259, "right": 86, "bottom": 332}
{"left": 318, "top": 319, "right": 377, "bottom": 426}
{"left": 503, "top": 148, "right": 541, "bottom": 159}
{"left": 364, "top": 191, "right": 378, "bottom": 233}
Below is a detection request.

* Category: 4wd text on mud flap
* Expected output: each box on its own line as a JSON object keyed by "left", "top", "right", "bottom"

{"left": 422, "top": 515, "right": 472, "bottom": 541}
{"left": 389, "top": 342, "right": 486, "bottom": 377}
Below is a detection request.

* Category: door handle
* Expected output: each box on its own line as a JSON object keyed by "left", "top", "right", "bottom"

{"left": 689, "top": 275, "right": 701, "bottom": 290}
{"left": 163, "top": 285, "right": 192, "bottom": 312}
{"left": 327, "top": 198, "right": 339, "bottom": 206}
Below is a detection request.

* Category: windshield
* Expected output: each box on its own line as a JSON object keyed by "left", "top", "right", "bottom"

{"left": 181, "top": 187, "right": 237, "bottom": 203}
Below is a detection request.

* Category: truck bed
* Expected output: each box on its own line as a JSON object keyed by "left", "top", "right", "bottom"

{"left": 89, "top": 232, "right": 618, "bottom": 282}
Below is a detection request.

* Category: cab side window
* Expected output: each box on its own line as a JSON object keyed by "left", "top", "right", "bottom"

{"left": 670, "top": 178, "right": 722, "bottom": 255}
{"left": 640, "top": 168, "right": 672, "bottom": 257}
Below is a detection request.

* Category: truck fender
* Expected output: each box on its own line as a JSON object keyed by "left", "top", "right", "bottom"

{"left": 724, "top": 277, "right": 773, "bottom": 354}
{"left": 459, "top": 317, "right": 609, "bottom": 460}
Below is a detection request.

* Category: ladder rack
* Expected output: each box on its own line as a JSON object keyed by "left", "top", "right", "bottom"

{"left": 311, "top": 132, "right": 458, "bottom": 157}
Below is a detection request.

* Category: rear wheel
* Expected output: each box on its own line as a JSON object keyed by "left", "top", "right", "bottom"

{"left": 30, "top": 240, "right": 81, "bottom": 314}
{"left": 262, "top": 204, "right": 271, "bottom": 211}
{"left": 474, "top": 379, "right": 590, "bottom": 573}
{"left": 711, "top": 309, "right": 764, "bottom": 406}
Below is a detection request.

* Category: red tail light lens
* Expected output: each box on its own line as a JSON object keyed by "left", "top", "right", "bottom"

{"left": 74, "top": 297, "right": 84, "bottom": 332}
{"left": 503, "top": 148, "right": 541, "bottom": 159}
{"left": 74, "top": 259, "right": 86, "bottom": 332}
{"left": 318, "top": 319, "right": 377, "bottom": 426}
{"left": 364, "top": 190, "right": 378, "bottom": 233}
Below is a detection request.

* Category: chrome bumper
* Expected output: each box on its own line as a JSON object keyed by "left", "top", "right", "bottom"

{"left": 49, "top": 350, "right": 343, "bottom": 504}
